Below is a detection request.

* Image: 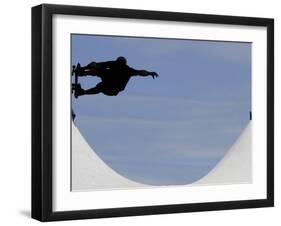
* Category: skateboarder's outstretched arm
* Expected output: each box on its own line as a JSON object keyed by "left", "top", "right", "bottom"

{"left": 130, "top": 68, "right": 159, "bottom": 79}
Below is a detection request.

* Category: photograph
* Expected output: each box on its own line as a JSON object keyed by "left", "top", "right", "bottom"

{"left": 31, "top": 4, "right": 273, "bottom": 221}
{"left": 71, "top": 34, "right": 252, "bottom": 191}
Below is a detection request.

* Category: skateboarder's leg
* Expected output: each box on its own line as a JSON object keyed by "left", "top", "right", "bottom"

{"left": 80, "top": 61, "right": 99, "bottom": 76}
{"left": 72, "top": 62, "right": 96, "bottom": 77}
{"left": 81, "top": 61, "right": 98, "bottom": 76}
{"left": 78, "top": 82, "right": 103, "bottom": 96}
{"left": 76, "top": 82, "right": 119, "bottom": 97}
{"left": 86, "top": 61, "right": 97, "bottom": 69}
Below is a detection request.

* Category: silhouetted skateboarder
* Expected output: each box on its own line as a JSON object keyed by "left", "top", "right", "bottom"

{"left": 72, "top": 56, "right": 159, "bottom": 98}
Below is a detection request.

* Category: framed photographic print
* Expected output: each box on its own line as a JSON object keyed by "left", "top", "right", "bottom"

{"left": 31, "top": 4, "right": 274, "bottom": 221}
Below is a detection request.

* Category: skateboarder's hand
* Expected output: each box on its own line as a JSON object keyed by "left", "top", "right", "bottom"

{"left": 150, "top": 72, "right": 159, "bottom": 79}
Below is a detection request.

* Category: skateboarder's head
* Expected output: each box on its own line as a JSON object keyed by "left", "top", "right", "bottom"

{"left": 116, "top": 56, "right": 127, "bottom": 65}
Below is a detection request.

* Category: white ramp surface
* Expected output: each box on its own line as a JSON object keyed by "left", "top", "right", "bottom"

{"left": 71, "top": 123, "right": 146, "bottom": 191}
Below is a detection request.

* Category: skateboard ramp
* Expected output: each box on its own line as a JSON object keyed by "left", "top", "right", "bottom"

{"left": 72, "top": 122, "right": 252, "bottom": 191}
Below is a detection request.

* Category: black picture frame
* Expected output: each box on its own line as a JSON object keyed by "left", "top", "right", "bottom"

{"left": 32, "top": 4, "right": 274, "bottom": 222}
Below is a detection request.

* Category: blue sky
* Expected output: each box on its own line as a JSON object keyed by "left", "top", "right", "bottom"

{"left": 71, "top": 34, "right": 251, "bottom": 186}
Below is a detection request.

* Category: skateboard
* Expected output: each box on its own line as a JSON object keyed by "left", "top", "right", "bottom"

{"left": 72, "top": 63, "right": 82, "bottom": 99}
{"left": 71, "top": 63, "right": 82, "bottom": 121}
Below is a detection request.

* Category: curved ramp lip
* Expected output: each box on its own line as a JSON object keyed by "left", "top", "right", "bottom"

{"left": 192, "top": 122, "right": 252, "bottom": 186}
{"left": 71, "top": 123, "right": 148, "bottom": 191}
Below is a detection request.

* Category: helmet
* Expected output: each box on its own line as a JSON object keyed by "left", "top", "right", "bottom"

{"left": 116, "top": 56, "right": 127, "bottom": 65}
